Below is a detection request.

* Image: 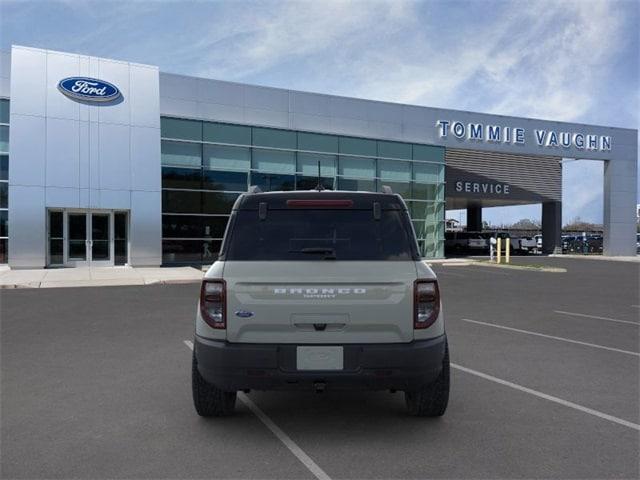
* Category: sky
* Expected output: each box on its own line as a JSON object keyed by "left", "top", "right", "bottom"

{"left": 1, "top": 0, "right": 638, "bottom": 226}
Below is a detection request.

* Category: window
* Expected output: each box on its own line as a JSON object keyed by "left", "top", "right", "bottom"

{"left": 0, "top": 155, "right": 7, "bottom": 180}
{"left": 0, "top": 126, "right": 8, "bottom": 154}
{"left": 161, "top": 141, "right": 201, "bottom": 167}
{"left": 162, "top": 167, "right": 201, "bottom": 190}
{"left": 413, "top": 144, "right": 445, "bottom": 163}
{"left": 339, "top": 137, "right": 376, "bottom": 156}
{"left": 163, "top": 215, "right": 203, "bottom": 238}
{"left": 0, "top": 183, "right": 7, "bottom": 208}
{"left": 203, "top": 122, "right": 250, "bottom": 145}
{"left": 338, "top": 156, "right": 375, "bottom": 179}
{"left": 337, "top": 177, "right": 376, "bottom": 191}
{"left": 252, "top": 127, "right": 296, "bottom": 149}
{"left": 298, "top": 132, "right": 338, "bottom": 153}
{"left": 159, "top": 116, "right": 445, "bottom": 262}
{"left": 202, "top": 192, "right": 239, "bottom": 214}
{"left": 225, "top": 209, "right": 418, "bottom": 261}
{"left": 161, "top": 117, "right": 202, "bottom": 141}
{"left": 378, "top": 141, "right": 411, "bottom": 160}
{"left": 413, "top": 163, "right": 443, "bottom": 184}
{"left": 413, "top": 183, "right": 443, "bottom": 201}
{"left": 202, "top": 170, "right": 247, "bottom": 192}
{"left": 0, "top": 210, "right": 7, "bottom": 237}
{"left": 0, "top": 99, "right": 8, "bottom": 124}
{"left": 162, "top": 190, "right": 202, "bottom": 214}
{"left": 380, "top": 181, "right": 411, "bottom": 198}
{"left": 162, "top": 239, "right": 206, "bottom": 264}
{"left": 296, "top": 176, "right": 334, "bottom": 190}
{"left": 202, "top": 216, "right": 228, "bottom": 238}
{"left": 297, "top": 153, "right": 336, "bottom": 177}
{"left": 252, "top": 149, "right": 295, "bottom": 174}
{"left": 251, "top": 173, "right": 295, "bottom": 192}
{"left": 203, "top": 145, "right": 250, "bottom": 171}
{"left": 378, "top": 160, "right": 411, "bottom": 182}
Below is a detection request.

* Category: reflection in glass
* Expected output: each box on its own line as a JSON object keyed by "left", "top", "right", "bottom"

{"left": 337, "top": 178, "right": 376, "bottom": 191}
{"left": 162, "top": 167, "right": 202, "bottom": 189}
{"left": 296, "top": 176, "right": 334, "bottom": 190}
{"left": 202, "top": 170, "right": 247, "bottom": 192}
{"left": 251, "top": 173, "right": 295, "bottom": 192}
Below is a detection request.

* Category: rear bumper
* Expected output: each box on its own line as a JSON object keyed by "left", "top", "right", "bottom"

{"left": 194, "top": 334, "right": 447, "bottom": 392}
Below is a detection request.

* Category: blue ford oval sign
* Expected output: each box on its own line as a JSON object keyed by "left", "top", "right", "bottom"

{"left": 58, "top": 77, "right": 121, "bottom": 102}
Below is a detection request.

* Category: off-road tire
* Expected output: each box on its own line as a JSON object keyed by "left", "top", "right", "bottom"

{"left": 192, "top": 351, "right": 237, "bottom": 417}
{"left": 405, "top": 341, "right": 450, "bottom": 417}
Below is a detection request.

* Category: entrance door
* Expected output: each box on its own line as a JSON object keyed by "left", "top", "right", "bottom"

{"left": 66, "top": 213, "right": 89, "bottom": 266}
{"left": 90, "top": 213, "right": 112, "bottom": 266}
{"left": 51, "top": 210, "right": 128, "bottom": 267}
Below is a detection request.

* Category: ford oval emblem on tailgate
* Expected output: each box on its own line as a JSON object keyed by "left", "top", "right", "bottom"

{"left": 235, "top": 310, "right": 254, "bottom": 318}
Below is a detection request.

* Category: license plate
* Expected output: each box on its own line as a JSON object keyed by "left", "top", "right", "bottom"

{"left": 296, "top": 346, "right": 344, "bottom": 371}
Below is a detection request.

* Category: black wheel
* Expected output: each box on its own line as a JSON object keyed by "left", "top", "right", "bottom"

{"left": 192, "top": 351, "right": 237, "bottom": 417}
{"left": 405, "top": 341, "right": 450, "bottom": 417}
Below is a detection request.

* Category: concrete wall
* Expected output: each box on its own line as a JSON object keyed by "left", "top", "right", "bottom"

{"left": 8, "top": 46, "right": 161, "bottom": 267}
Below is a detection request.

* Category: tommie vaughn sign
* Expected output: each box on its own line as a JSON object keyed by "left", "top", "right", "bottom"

{"left": 436, "top": 120, "right": 612, "bottom": 152}
{"left": 58, "top": 77, "right": 121, "bottom": 102}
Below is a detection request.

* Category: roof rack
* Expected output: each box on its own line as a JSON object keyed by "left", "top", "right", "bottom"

{"left": 381, "top": 185, "right": 393, "bottom": 194}
{"left": 248, "top": 185, "right": 262, "bottom": 194}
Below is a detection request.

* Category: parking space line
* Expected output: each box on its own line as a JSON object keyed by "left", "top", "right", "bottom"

{"left": 461, "top": 318, "right": 640, "bottom": 357}
{"left": 451, "top": 363, "right": 640, "bottom": 431}
{"left": 554, "top": 310, "right": 639, "bottom": 326}
{"left": 184, "top": 340, "right": 331, "bottom": 480}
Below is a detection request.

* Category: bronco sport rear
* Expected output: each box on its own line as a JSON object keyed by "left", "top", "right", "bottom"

{"left": 192, "top": 189, "right": 449, "bottom": 417}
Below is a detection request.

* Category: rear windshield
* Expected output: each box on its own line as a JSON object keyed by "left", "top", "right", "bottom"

{"left": 223, "top": 209, "right": 419, "bottom": 261}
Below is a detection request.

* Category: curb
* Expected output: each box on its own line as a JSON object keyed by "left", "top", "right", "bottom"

{"left": 471, "top": 262, "right": 566, "bottom": 273}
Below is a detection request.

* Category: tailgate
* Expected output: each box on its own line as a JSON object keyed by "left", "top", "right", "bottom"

{"left": 223, "top": 261, "right": 417, "bottom": 344}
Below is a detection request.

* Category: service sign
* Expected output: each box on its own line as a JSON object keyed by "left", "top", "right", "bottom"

{"left": 58, "top": 77, "right": 121, "bottom": 102}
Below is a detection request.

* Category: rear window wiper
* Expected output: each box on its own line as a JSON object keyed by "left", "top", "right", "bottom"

{"left": 290, "top": 247, "right": 337, "bottom": 259}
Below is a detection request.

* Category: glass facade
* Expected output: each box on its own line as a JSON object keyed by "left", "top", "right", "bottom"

{"left": 0, "top": 99, "right": 8, "bottom": 264}
{"left": 160, "top": 117, "right": 445, "bottom": 265}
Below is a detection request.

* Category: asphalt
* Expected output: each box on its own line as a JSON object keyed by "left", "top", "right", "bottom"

{"left": 1, "top": 257, "right": 638, "bottom": 479}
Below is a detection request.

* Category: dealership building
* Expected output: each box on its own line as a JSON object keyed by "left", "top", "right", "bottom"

{"left": 0, "top": 45, "right": 637, "bottom": 268}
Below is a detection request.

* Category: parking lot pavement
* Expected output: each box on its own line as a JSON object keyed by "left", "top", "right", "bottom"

{"left": 2, "top": 258, "right": 639, "bottom": 479}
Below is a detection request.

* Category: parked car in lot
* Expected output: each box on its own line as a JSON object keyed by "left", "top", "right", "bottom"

{"left": 517, "top": 236, "right": 537, "bottom": 254}
{"left": 192, "top": 189, "right": 449, "bottom": 417}
{"left": 563, "top": 234, "right": 603, "bottom": 254}
{"left": 445, "top": 231, "right": 487, "bottom": 254}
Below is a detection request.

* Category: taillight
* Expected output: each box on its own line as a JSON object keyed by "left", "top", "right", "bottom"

{"left": 414, "top": 280, "right": 440, "bottom": 329}
{"left": 200, "top": 279, "right": 226, "bottom": 329}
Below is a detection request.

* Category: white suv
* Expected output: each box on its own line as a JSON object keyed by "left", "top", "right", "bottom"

{"left": 192, "top": 189, "right": 449, "bottom": 417}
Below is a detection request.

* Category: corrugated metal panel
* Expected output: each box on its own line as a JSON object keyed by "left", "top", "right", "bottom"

{"left": 445, "top": 148, "right": 561, "bottom": 201}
